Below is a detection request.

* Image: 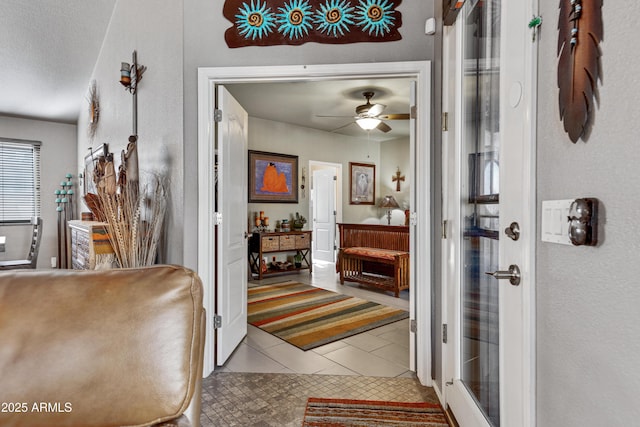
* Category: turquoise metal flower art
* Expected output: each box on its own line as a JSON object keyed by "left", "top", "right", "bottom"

{"left": 235, "top": 0, "right": 276, "bottom": 40}
{"left": 277, "top": 0, "right": 314, "bottom": 39}
{"left": 355, "top": 0, "right": 396, "bottom": 36}
{"left": 314, "top": 0, "right": 355, "bottom": 37}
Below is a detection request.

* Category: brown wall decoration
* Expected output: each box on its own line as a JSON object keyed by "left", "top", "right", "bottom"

{"left": 557, "top": 0, "right": 603, "bottom": 143}
{"left": 223, "top": 0, "right": 402, "bottom": 48}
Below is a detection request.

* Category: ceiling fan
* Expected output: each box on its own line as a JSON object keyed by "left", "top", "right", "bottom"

{"left": 318, "top": 91, "right": 410, "bottom": 133}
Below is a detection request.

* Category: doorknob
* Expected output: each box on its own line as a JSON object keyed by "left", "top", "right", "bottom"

{"left": 504, "top": 222, "right": 520, "bottom": 241}
{"left": 485, "top": 264, "right": 521, "bottom": 286}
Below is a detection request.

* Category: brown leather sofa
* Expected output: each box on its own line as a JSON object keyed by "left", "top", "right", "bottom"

{"left": 0, "top": 265, "right": 205, "bottom": 427}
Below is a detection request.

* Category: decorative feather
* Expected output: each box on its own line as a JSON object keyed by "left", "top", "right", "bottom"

{"left": 557, "top": 0, "right": 603, "bottom": 142}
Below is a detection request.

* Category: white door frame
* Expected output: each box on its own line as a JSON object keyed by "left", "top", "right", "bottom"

{"left": 198, "top": 61, "right": 432, "bottom": 381}
{"left": 309, "top": 160, "right": 342, "bottom": 264}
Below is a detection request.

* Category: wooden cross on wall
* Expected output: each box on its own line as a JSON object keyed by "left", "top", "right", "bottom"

{"left": 392, "top": 167, "right": 405, "bottom": 192}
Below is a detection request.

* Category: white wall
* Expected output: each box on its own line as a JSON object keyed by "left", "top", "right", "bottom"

{"left": 380, "top": 137, "right": 410, "bottom": 225}
{"left": 0, "top": 116, "right": 77, "bottom": 268}
{"left": 536, "top": 1, "right": 640, "bottom": 425}
{"left": 247, "top": 117, "right": 387, "bottom": 227}
{"left": 76, "top": 0, "right": 184, "bottom": 264}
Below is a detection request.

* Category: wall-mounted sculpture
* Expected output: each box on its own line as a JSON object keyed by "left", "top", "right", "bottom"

{"left": 557, "top": 0, "right": 603, "bottom": 143}
{"left": 224, "top": 0, "right": 402, "bottom": 48}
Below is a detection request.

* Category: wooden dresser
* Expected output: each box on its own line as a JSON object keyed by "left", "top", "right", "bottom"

{"left": 248, "top": 230, "right": 312, "bottom": 280}
{"left": 68, "top": 220, "right": 115, "bottom": 270}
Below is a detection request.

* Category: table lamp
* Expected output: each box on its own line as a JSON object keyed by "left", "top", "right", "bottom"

{"left": 380, "top": 195, "right": 400, "bottom": 225}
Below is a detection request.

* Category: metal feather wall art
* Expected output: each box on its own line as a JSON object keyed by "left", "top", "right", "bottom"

{"left": 557, "top": 0, "right": 603, "bottom": 143}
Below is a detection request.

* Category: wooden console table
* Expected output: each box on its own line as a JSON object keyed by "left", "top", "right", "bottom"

{"left": 248, "top": 230, "right": 312, "bottom": 280}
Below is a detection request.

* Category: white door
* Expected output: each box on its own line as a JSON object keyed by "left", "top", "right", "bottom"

{"left": 443, "top": 1, "right": 535, "bottom": 425}
{"left": 216, "top": 86, "right": 249, "bottom": 365}
{"left": 312, "top": 168, "right": 336, "bottom": 263}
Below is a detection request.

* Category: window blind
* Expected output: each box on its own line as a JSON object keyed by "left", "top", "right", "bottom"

{"left": 0, "top": 139, "right": 41, "bottom": 224}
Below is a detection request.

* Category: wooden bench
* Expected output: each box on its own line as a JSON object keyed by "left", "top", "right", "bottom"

{"left": 337, "top": 223, "right": 410, "bottom": 297}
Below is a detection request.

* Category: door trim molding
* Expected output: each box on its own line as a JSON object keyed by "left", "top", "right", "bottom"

{"left": 197, "top": 61, "right": 432, "bottom": 380}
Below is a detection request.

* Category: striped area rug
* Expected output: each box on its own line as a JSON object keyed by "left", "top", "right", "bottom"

{"left": 302, "top": 398, "right": 449, "bottom": 426}
{"left": 248, "top": 282, "right": 409, "bottom": 351}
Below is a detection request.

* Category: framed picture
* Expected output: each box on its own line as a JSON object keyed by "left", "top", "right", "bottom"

{"left": 83, "top": 143, "right": 108, "bottom": 196}
{"left": 248, "top": 150, "right": 298, "bottom": 203}
{"left": 349, "top": 162, "right": 376, "bottom": 205}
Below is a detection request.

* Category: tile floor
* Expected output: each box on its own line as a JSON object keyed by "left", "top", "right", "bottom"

{"left": 198, "top": 262, "right": 443, "bottom": 427}
{"left": 200, "top": 372, "right": 440, "bottom": 427}
{"left": 217, "top": 260, "right": 412, "bottom": 378}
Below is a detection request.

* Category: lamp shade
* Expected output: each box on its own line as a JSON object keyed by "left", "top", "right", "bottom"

{"left": 356, "top": 117, "right": 381, "bottom": 130}
{"left": 380, "top": 195, "right": 400, "bottom": 208}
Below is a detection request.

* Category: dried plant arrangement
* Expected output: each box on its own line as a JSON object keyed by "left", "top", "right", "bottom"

{"left": 88, "top": 137, "right": 167, "bottom": 268}
{"left": 96, "top": 177, "right": 166, "bottom": 268}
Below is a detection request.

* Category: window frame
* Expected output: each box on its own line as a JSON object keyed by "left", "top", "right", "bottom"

{"left": 0, "top": 137, "right": 42, "bottom": 225}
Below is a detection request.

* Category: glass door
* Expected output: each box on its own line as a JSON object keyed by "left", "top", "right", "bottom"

{"left": 460, "top": 0, "right": 501, "bottom": 425}
{"left": 444, "top": 0, "right": 534, "bottom": 424}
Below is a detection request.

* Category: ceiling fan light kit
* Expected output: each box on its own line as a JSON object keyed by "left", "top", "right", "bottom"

{"left": 318, "top": 90, "right": 409, "bottom": 134}
{"left": 356, "top": 117, "right": 382, "bottom": 130}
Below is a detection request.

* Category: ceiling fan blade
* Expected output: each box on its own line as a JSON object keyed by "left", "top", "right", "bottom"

{"left": 368, "top": 103, "right": 386, "bottom": 117}
{"left": 316, "top": 114, "right": 355, "bottom": 118}
{"left": 376, "top": 121, "right": 392, "bottom": 133}
{"left": 379, "top": 113, "right": 410, "bottom": 120}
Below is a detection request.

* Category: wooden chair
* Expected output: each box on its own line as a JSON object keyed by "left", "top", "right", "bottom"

{"left": 0, "top": 217, "right": 42, "bottom": 270}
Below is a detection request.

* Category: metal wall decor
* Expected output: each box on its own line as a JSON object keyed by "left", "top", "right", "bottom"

{"left": 223, "top": 0, "right": 402, "bottom": 48}
{"left": 557, "top": 0, "right": 603, "bottom": 143}
{"left": 87, "top": 80, "right": 100, "bottom": 140}
{"left": 119, "top": 50, "right": 147, "bottom": 136}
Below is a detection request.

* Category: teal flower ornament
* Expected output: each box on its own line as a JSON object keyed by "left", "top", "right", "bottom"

{"left": 356, "top": 0, "right": 396, "bottom": 36}
{"left": 235, "top": 0, "right": 276, "bottom": 40}
{"left": 277, "top": 0, "right": 314, "bottom": 39}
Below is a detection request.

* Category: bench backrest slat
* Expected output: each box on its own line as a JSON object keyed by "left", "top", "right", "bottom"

{"left": 338, "top": 223, "right": 409, "bottom": 252}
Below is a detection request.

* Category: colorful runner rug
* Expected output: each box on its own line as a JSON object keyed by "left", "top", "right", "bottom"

{"left": 248, "top": 282, "right": 409, "bottom": 351}
{"left": 302, "top": 398, "right": 449, "bottom": 426}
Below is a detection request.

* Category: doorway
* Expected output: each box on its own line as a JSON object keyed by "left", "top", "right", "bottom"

{"left": 309, "top": 161, "right": 341, "bottom": 264}
{"left": 197, "top": 62, "right": 432, "bottom": 383}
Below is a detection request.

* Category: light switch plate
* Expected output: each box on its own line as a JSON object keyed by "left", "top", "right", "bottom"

{"left": 541, "top": 199, "right": 573, "bottom": 245}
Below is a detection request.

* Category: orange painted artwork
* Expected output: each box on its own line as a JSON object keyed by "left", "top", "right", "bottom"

{"left": 261, "top": 162, "right": 289, "bottom": 193}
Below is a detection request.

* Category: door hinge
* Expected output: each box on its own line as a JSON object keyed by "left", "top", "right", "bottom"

{"left": 410, "top": 105, "right": 417, "bottom": 119}
{"left": 409, "top": 212, "right": 418, "bottom": 226}
{"left": 442, "top": 323, "right": 448, "bottom": 343}
{"left": 410, "top": 319, "right": 417, "bottom": 333}
{"left": 333, "top": 210, "right": 337, "bottom": 216}
{"left": 213, "top": 314, "right": 222, "bottom": 329}
{"left": 213, "top": 109, "right": 223, "bottom": 122}
{"left": 442, "top": 112, "right": 449, "bottom": 132}
{"left": 214, "top": 212, "right": 222, "bottom": 225}
{"left": 442, "top": 220, "right": 448, "bottom": 239}
{"left": 333, "top": 175, "right": 337, "bottom": 181}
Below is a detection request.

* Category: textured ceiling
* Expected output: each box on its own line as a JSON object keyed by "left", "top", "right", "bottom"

{"left": 225, "top": 78, "right": 412, "bottom": 141}
{"left": 0, "top": 0, "right": 116, "bottom": 123}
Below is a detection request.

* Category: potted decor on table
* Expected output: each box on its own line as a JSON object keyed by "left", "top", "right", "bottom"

{"left": 294, "top": 252, "right": 303, "bottom": 268}
{"left": 293, "top": 212, "right": 307, "bottom": 230}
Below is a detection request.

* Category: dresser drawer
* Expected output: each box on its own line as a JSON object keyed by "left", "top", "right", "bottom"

{"left": 295, "top": 234, "right": 310, "bottom": 249}
{"left": 279, "top": 234, "right": 296, "bottom": 250}
{"left": 261, "top": 236, "right": 279, "bottom": 252}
